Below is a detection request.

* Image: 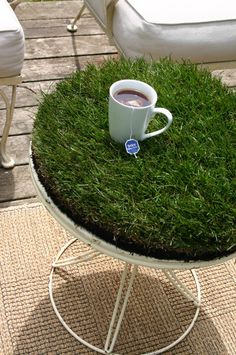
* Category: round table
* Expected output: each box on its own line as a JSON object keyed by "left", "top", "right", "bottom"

{"left": 30, "top": 58, "right": 236, "bottom": 354}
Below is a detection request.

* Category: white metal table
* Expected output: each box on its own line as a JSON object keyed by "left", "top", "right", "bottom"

{"left": 29, "top": 152, "right": 236, "bottom": 355}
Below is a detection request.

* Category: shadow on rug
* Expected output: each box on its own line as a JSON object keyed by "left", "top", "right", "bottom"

{"left": 0, "top": 203, "right": 235, "bottom": 354}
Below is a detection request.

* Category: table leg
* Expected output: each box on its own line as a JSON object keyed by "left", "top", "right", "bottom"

{"left": 163, "top": 270, "right": 201, "bottom": 307}
{"left": 49, "top": 238, "right": 201, "bottom": 354}
{"left": 104, "top": 263, "right": 138, "bottom": 353}
{"left": 52, "top": 237, "right": 100, "bottom": 267}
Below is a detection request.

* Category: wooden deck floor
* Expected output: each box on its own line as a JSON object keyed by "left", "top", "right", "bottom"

{"left": 0, "top": 0, "right": 235, "bottom": 208}
{"left": 0, "top": 0, "right": 117, "bottom": 207}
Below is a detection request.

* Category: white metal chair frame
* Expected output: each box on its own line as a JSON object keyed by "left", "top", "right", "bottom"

{"left": 0, "top": 75, "right": 22, "bottom": 168}
{"left": 0, "top": 1, "right": 23, "bottom": 168}
{"left": 67, "top": 0, "right": 118, "bottom": 49}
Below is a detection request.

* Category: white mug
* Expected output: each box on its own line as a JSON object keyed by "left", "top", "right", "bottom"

{"left": 109, "top": 79, "right": 173, "bottom": 143}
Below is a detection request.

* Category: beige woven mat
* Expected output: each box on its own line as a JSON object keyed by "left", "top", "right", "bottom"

{"left": 0, "top": 203, "right": 235, "bottom": 355}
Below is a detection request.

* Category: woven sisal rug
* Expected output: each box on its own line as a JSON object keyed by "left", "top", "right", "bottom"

{"left": 0, "top": 203, "right": 235, "bottom": 355}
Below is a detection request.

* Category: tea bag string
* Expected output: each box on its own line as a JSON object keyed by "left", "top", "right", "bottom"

{"left": 129, "top": 107, "right": 138, "bottom": 158}
{"left": 129, "top": 107, "right": 134, "bottom": 139}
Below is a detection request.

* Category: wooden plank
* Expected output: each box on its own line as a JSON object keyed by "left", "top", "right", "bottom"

{"left": 25, "top": 35, "right": 116, "bottom": 60}
{"left": 0, "top": 80, "right": 60, "bottom": 110}
{"left": 2, "top": 54, "right": 116, "bottom": 110}
{"left": 0, "top": 197, "right": 39, "bottom": 209}
{"left": 22, "top": 54, "right": 118, "bottom": 82}
{"left": 4, "top": 135, "right": 31, "bottom": 166}
{"left": 22, "top": 17, "right": 103, "bottom": 39}
{"left": 16, "top": 1, "right": 85, "bottom": 20}
{"left": 0, "top": 107, "right": 36, "bottom": 136}
{"left": 0, "top": 166, "right": 36, "bottom": 202}
{"left": 21, "top": 55, "right": 235, "bottom": 87}
{"left": 212, "top": 69, "right": 236, "bottom": 88}
{"left": 0, "top": 69, "right": 231, "bottom": 111}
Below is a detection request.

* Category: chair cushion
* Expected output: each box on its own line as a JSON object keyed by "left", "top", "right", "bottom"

{"left": 127, "top": 0, "right": 235, "bottom": 24}
{"left": 0, "top": 0, "right": 24, "bottom": 78}
{"left": 113, "top": 0, "right": 236, "bottom": 63}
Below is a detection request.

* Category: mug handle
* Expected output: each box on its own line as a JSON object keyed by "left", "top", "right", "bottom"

{"left": 143, "top": 108, "right": 173, "bottom": 139}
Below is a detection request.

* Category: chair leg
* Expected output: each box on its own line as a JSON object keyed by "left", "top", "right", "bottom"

{"left": 8, "top": 0, "right": 22, "bottom": 11}
{"left": 0, "top": 85, "right": 17, "bottom": 168}
{"left": 67, "top": 3, "right": 86, "bottom": 33}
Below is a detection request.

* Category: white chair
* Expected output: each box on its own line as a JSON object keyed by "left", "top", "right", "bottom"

{"left": 0, "top": 0, "right": 24, "bottom": 168}
{"left": 7, "top": 0, "right": 22, "bottom": 10}
{"left": 67, "top": 0, "right": 236, "bottom": 69}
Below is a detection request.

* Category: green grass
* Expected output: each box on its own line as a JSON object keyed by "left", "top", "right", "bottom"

{"left": 32, "top": 58, "right": 236, "bottom": 260}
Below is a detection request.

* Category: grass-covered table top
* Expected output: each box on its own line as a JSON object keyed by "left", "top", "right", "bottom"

{"left": 32, "top": 58, "right": 236, "bottom": 262}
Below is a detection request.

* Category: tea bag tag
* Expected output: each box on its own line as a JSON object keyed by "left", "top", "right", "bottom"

{"left": 125, "top": 139, "right": 140, "bottom": 158}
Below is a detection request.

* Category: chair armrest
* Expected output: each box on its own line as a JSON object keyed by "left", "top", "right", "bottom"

{"left": 85, "top": 0, "right": 119, "bottom": 32}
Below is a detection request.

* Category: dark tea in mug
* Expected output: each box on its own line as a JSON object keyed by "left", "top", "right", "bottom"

{"left": 114, "top": 89, "right": 151, "bottom": 107}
